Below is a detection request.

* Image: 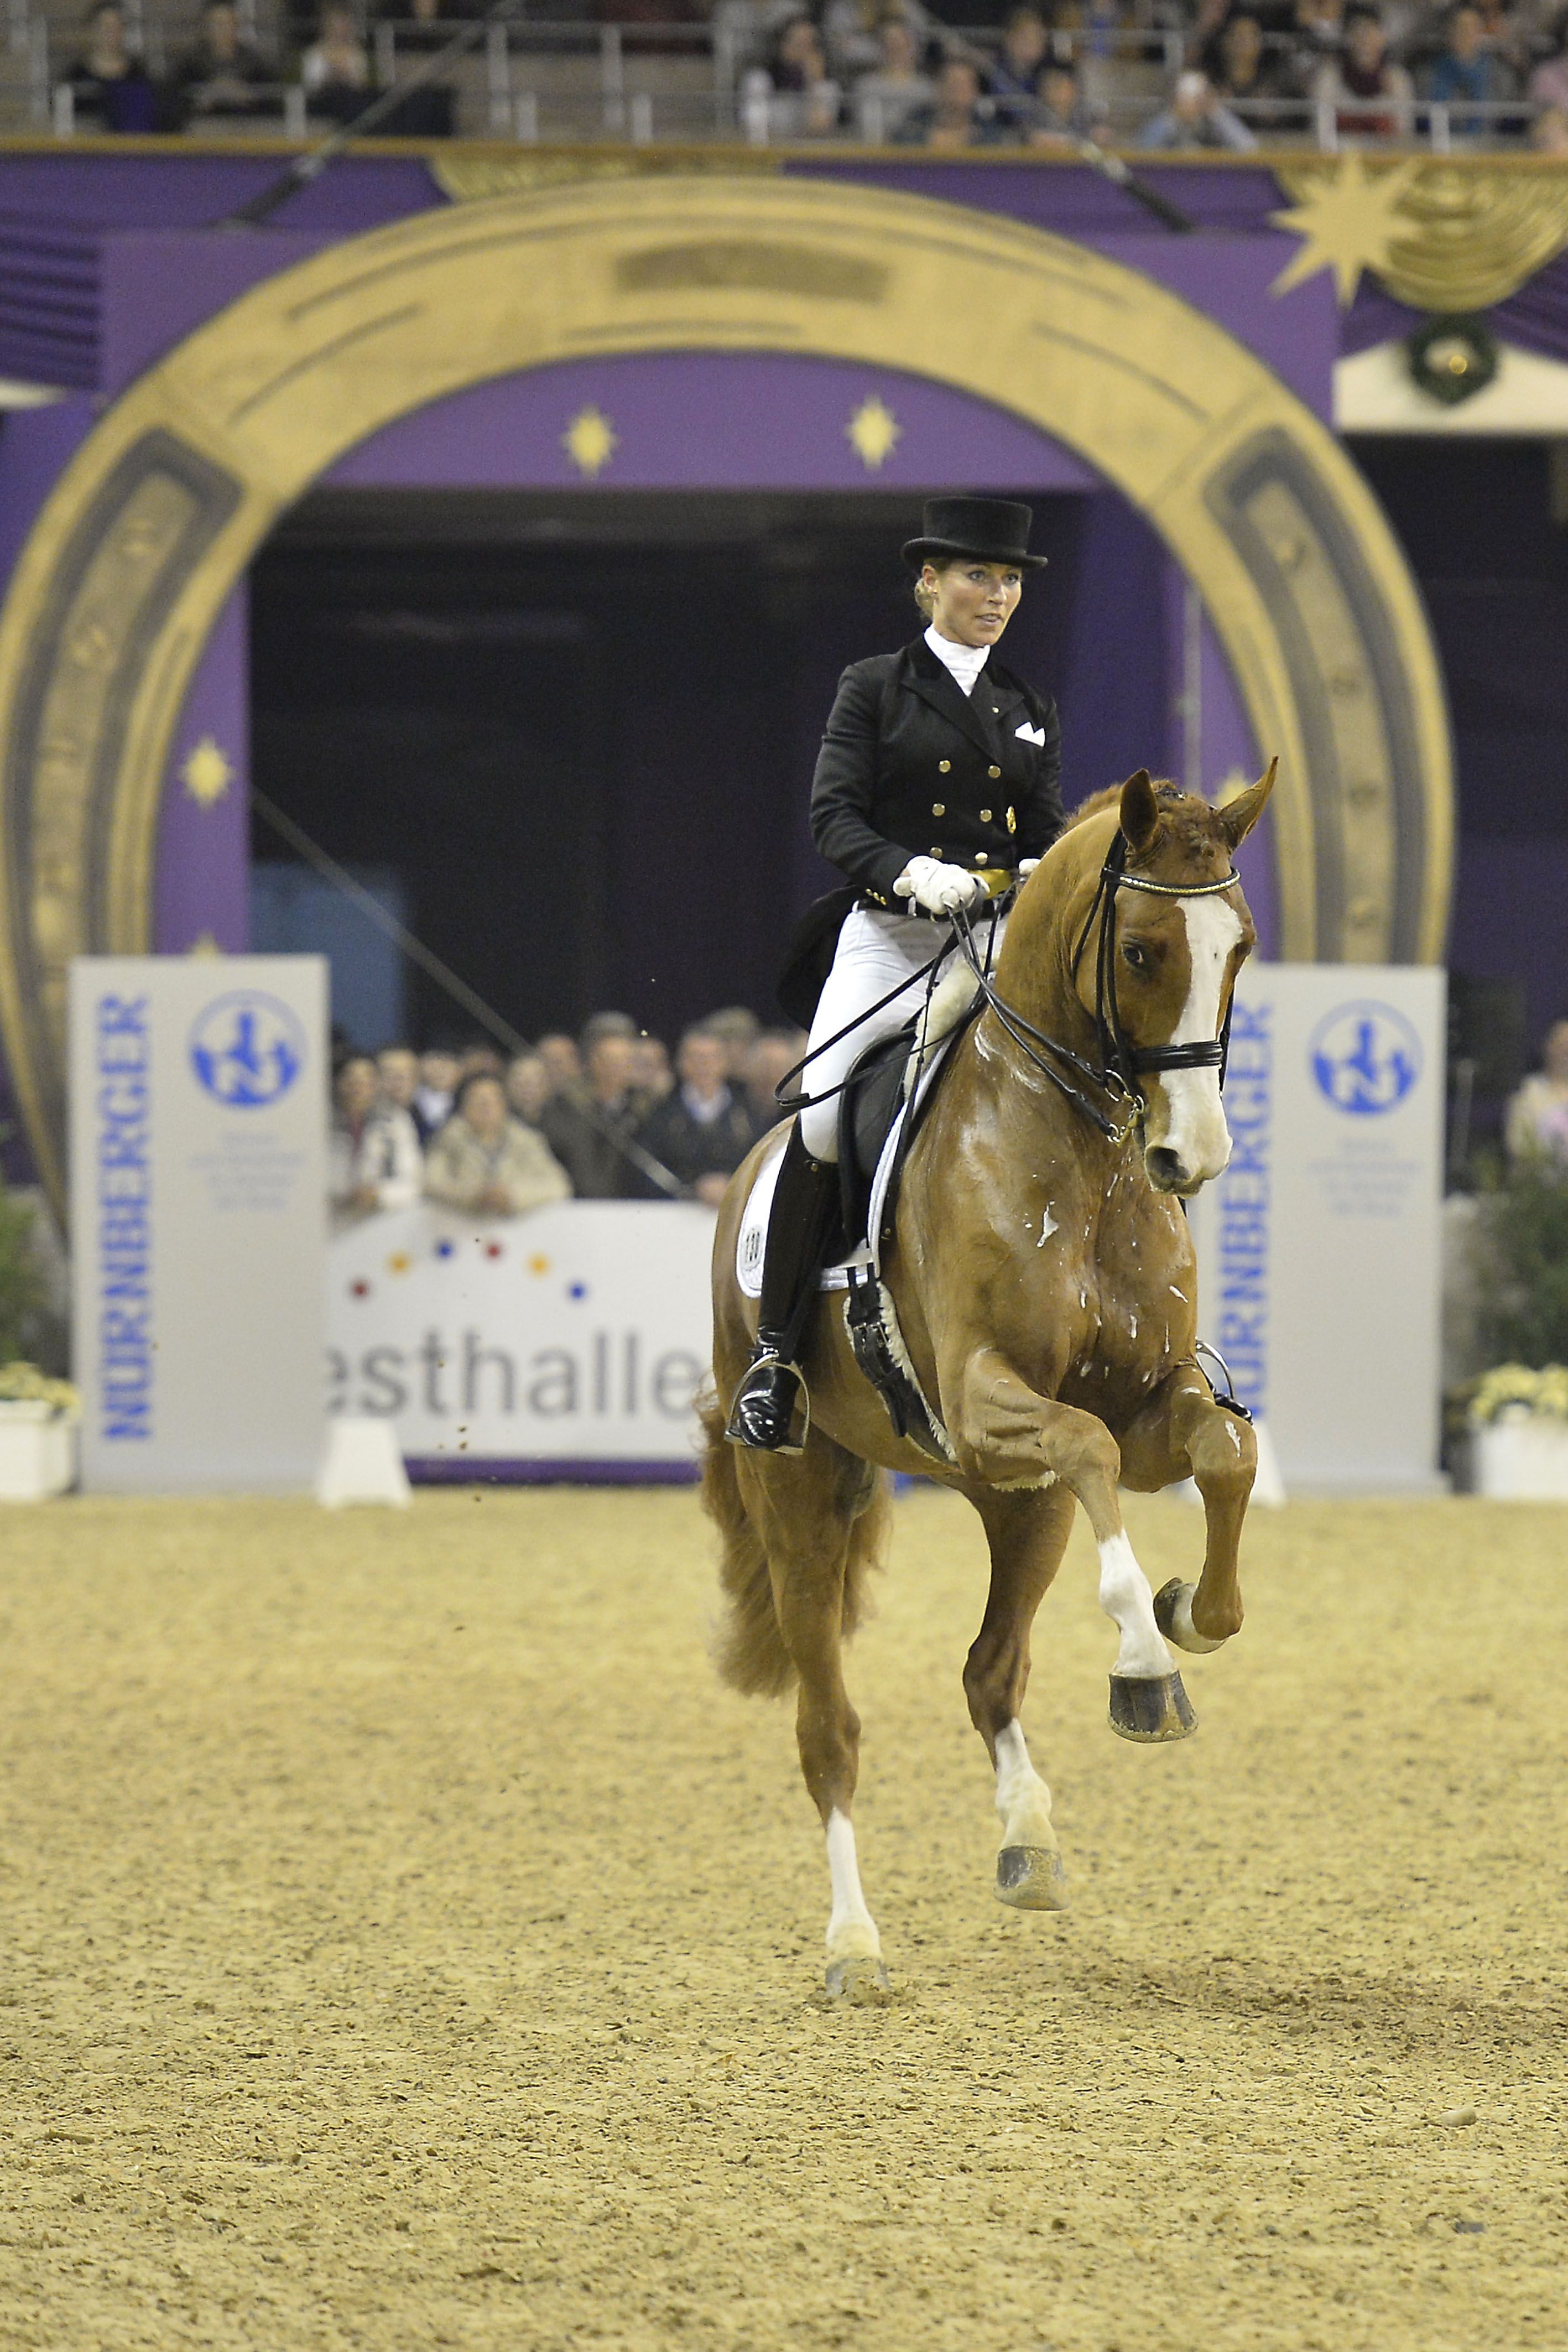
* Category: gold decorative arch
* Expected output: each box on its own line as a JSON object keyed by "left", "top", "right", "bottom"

{"left": 0, "top": 174, "right": 1452, "bottom": 1205}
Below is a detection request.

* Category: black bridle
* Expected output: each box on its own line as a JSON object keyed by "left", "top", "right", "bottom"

{"left": 955, "top": 830, "right": 1242, "bottom": 1146}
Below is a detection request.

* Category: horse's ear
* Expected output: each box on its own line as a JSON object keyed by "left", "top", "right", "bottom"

{"left": 1119, "top": 769, "right": 1160, "bottom": 854}
{"left": 1217, "top": 757, "right": 1277, "bottom": 851}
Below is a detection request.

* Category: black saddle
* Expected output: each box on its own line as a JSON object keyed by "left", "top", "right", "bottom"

{"left": 833, "top": 1002, "right": 978, "bottom": 1254}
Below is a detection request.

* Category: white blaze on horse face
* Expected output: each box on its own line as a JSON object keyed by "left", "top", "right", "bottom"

{"left": 1097, "top": 1532, "right": 1174, "bottom": 1679}
{"left": 993, "top": 1721, "right": 1058, "bottom": 1851}
{"left": 1153, "top": 897, "right": 1245, "bottom": 1185}
{"left": 825, "top": 1809, "right": 882, "bottom": 1963}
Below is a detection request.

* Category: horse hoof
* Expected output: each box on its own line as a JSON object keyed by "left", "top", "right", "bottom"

{"left": 1153, "top": 1578, "right": 1227, "bottom": 1657}
{"left": 996, "top": 1845, "right": 1069, "bottom": 1912}
{"left": 825, "top": 1955, "right": 893, "bottom": 2005}
{"left": 1108, "top": 1671, "right": 1197, "bottom": 1743}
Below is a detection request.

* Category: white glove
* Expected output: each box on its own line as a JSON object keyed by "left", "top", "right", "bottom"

{"left": 1018, "top": 858, "right": 1041, "bottom": 878}
{"left": 893, "top": 856, "right": 984, "bottom": 917}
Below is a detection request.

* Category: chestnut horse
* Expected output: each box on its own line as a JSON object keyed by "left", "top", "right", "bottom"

{"left": 702, "top": 766, "right": 1274, "bottom": 1999}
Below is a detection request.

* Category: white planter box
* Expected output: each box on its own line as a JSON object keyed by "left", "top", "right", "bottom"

{"left": 0, "top": 1404, "right": 77, "bottom": 1501}
{"left": 1472, "top": 1415, "right": 1568, "bottom": 1501}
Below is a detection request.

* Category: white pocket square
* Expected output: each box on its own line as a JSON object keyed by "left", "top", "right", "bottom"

{"left": 1015, "top": 721, "right": 1046, "bottom": 746}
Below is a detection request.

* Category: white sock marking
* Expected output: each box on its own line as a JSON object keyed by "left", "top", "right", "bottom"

{"left": 1097, "top": 1531, "right": 1173, "bottom": 1680}
{"left": 993, "top": 1720, "right": 1058, "bottom": 1849}
{"left": 1166, "top": 1584, "right": 1225, "bottom": 1655}
{"left": 825, "top": 1808, "right": 881, "bottom": 1961}
{"left": 1158, "top": 898, "right": 1244, "bottom": 1184}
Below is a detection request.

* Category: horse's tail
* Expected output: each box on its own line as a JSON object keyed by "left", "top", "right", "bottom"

{"left": 700, "top": 1391, "right": 794, "bottom": 1697}
{"left": 699, "top": 1391, "right": 892, "bottom": 1699}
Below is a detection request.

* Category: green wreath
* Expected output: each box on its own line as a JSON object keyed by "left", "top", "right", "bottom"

{"left": 1406, "top": 315, "right": 1499, "bottom": 408}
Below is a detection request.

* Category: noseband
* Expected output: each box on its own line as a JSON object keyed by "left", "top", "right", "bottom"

{"left": 955, "top": 829, "right": 1241, "bottom": 1146}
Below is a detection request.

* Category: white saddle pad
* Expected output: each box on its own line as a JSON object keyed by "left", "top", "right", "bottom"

{"left": 735, "top": 1035, "right": 957, "bottom": 1299}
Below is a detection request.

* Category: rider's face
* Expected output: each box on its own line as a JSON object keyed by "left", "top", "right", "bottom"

{"left": 926, "top": 559, "right": 1023, "bottom": 651}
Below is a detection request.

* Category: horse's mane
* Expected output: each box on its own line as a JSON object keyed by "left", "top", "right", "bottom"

{"left": 1065, "top": 779, "right": 1184, "bottom": 830}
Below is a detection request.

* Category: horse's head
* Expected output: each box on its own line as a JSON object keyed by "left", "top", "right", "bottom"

{"left": 1087, "top": 764, "right": 1273, "bottom": 1195}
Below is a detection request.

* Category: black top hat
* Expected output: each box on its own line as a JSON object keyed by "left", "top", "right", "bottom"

{"left": 902, "top": 496, "right": 1047, "bottom": 572}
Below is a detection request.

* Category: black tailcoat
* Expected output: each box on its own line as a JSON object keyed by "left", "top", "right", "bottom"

{"left": 809, "top": 634, "right": 1064, "bottom": 906}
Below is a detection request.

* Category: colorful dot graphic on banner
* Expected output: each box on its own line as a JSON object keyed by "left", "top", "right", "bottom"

{"left": 350, "top": 1279, "right": 370, "bottom": 1299}
{"left": 434, "top": 1239, "right": 456, "bottom": 1260}
{"left": 528, "top": 1254, "right": 550, "bottom": 1277}
{"left": 484, "top": 1241, "right": 504, "bottom": 1261}
{"left": 567, "top": 1282, "right": 588, "bottom": 1302}
{"left": 388, "top": 1253, "right": 411, "bottom": 1275}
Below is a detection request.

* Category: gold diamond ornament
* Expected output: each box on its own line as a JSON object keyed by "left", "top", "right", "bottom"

{"left": 180, "top": 735, "right": 233, "bottom": 806}
{"left": 563, "top": 405, "right": 617, "bottom": 478}
{"left": 1269, "top": 153, "right": 1423, "bottom": 307}
{"left": 846, "top": 394, "right": 900, "bottom": 471}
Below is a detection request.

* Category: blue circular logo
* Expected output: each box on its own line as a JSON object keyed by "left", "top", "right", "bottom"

{"left": 1308, "top": 1000, "right": 1423, "bottom": 1117}
{"left": 189, "top": 991, "right": 306, "bottom": 1109}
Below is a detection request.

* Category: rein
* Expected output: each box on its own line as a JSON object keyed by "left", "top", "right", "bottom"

{"left": 955, "top": 829, "right": 1241, "bottom": 1146}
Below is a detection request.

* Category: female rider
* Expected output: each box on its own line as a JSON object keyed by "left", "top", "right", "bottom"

{"left": 727, "top": 495, "right": 1065, "bottom": 1451}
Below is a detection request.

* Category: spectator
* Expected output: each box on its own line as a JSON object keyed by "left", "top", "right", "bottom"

{"left": 1140, "top": 64, "right": 1259, "bottom": 142}
{"left": 1529, "top": 20, "right": 1568, "bottom": 111}
{"left": 743, "top": 1027, "right": 808, "bottom": 1131}
{"left": 703, "top": 1005, "right": 762, "bottom": 1080}
{"left": 171, "top": 0, "right": 272, "bottom": 123}
{"left": 415, "top": 1043, "right": 461, "bottom": 1137}
{"left": 300, "top": 2, "right": 372, "bottom": 123}
{"left": 536, "top": 1032, "right": 582, "bottom": 1093}
{"left": 1533, "top": 97, "right": 1568, "bottom": 145}
{"left": 540, "top": 1031, "right": 656, "bottom": 1199}
{"left": 824, "top": 0, "right": 930, "bottom": 76}
{"left": 1422, "top": 2, "right": 1512, "bottom": 129}
{"left": 1506, "top": 1019, "right": 1568, "bottom": 1165}
{"left": 70, "top": 3, "right": 160, "bottom": 131}
{"left": 581, "top": 1008, "right": 639, "bottom": 1049}
{"left": 631, "top": 1034, "right": 675, "bottom": 1102}
{"left": 1289, "top": 0, "right": 1347, "bottom": 76}
{"left": 1205, "top": 9, "right": 1293, "bottom": 115}
{"left": 988, "top": 4, "right": 1051, "bottom": 125}
{"left": 373, "top": 0, "right": 458, "bottom": 137}
{"left": 893, "top": 53, "right": 1005, "bottom": 143}
{"left": 1028, "top": 57, "right": 1100, "bottom": 139}
{"left": 459, "top": 1042, "right": 506, "bottom": 1081}
{"left": 504, "top": 1051, "right": 553, "bottom": 1127}
{"left": 424, "top": 1073, "right": 571, "bottom": 1219}
{"left": 1311, "top": 6, "right": 1412, "bottom": 136}
{"left": 377, "top": 1044, "right": 436, "bottom": 1145}
{"left": 854, "top": 11, "right": 935, "bottom": 138}
{"left": 743, "top": 16, "right": 843, "bottom": 134}
{"left": 330, "top": 1054, "right": 422, "bottom": 1233}
{"left": 636, "top": 1027, "right": 761, "bottom": 1208}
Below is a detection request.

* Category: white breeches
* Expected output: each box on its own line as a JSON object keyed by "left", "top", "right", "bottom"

{"left": 799, "top": 906, "right": 962, "bottom": 1162}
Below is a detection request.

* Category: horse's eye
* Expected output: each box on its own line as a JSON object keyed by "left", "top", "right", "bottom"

{"left": 1122, "top": 940, "right": 1150, "bottom": 974}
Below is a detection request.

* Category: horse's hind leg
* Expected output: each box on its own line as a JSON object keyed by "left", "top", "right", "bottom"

{"left": 965, "top": 1484, "right": 1076, "bottom": 1912}
{"left": 736, "top": 1437, "right": 893, "bottom": 2004}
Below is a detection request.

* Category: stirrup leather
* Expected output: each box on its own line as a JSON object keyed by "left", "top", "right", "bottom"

{"left": 724, "top": 1349, "right": 811, "bottom": 1456}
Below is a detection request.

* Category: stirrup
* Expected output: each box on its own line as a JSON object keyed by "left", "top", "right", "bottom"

{"left": 724, "top": 1350, "right": 811, "bottom": 1456}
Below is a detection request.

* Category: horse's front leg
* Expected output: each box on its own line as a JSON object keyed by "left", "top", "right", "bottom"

{"left": 965, "top": 1484, "right": 1076, "bottom": 1909}
{"left": 1119, "top": 1364, "right": 1257, "bottom": 1651}
{"left": 945, "top": 1344, "right": 1194, "bottom": 1744}
{"left": 736, "top": 1440, "right": 893, "bottom": 2004}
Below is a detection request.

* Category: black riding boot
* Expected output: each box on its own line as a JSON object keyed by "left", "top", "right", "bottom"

{"left": 725, "top": 1128, "right": 840, "bottom": 1453}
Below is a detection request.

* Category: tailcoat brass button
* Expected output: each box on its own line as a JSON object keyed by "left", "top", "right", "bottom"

{"left": 975, "top": 852, "right": 989, "bottom": 866}
{"left": 988, "top": 764, "right": 1002, "bottom": 779}
{"left": 932, "top": 802, "right": 945, "bottom": 816}
{"left": 938, "top": 759, "right": 951, "bottom": 774}
{"left": 980, "top": 809, "right": 992, "bottom": 823}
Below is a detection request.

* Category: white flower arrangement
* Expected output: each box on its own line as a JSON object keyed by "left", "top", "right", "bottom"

{"left": 1470, "top": 1364, "right": 1568, "bottom": 1426}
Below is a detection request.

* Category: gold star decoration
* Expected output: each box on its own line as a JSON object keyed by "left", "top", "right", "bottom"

{"left": 179, "top": 735, "right": 233, "bottom": 806}
{"left": 846, "top": 394, "right": 901, "bottom": 471}
{"left": 1269, "top": 153, "right": 1421, "bottom": 308}
{"left": 562, "top": 405, "right": 617, "bottom": 478}
{"left": 186, "top": 932, "right": 223, "bottom": 959}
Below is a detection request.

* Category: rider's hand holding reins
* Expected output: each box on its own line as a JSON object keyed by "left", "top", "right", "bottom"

{"left": 894, "top": 856, "right": 986, "bottom": 917}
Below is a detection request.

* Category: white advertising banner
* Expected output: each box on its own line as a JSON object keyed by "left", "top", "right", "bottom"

{"left": 69, "top": 956, "right": 327, "bottom": 1492}
{"left": 1185, "top": 963, "right": 1446, "bottom": 1492}
{"left": 326, "top": 1201, "right": 716, "bottom": 1469}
